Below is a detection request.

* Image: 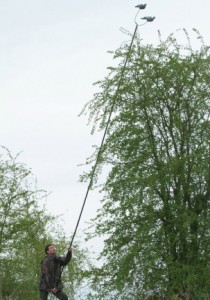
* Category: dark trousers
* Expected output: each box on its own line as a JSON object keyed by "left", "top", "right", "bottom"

{"left": 40, "top": 290, "right": 68, "bottom": 300}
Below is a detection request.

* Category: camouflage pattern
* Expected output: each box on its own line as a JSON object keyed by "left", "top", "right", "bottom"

{"left": 39, "top": 251, "right": 72, "bottom": 292}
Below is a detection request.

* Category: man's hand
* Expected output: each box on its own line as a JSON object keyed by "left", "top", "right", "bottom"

{"left": 51, "top": 288, "right": 58, "bottom": 294}
{"left": 68, "top": 246, "right": 73, "bottom": 252}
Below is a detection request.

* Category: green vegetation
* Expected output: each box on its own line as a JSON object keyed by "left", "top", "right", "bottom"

{"left": 82, "top": 30, "right": 210, "bottom": 299}
{"left": 0, "top": 148, "right": 91, "bottom": 300}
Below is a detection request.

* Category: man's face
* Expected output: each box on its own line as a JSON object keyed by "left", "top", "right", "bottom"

{"left": 47, "top": 245, "right": 56, "bottom": 256}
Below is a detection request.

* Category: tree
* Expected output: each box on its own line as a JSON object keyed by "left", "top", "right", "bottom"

{"left": 0, "top": 148, "right": 57, "bottom": 299}
{"left": 81, "top": 30, "right": 210, "bottom": 299}
{"left": 0, "top": 149, "right": 93, "bottom": 299}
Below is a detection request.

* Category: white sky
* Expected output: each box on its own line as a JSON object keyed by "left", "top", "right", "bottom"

{"left": 1, "top": 0, "right": 210, "bottom": 250}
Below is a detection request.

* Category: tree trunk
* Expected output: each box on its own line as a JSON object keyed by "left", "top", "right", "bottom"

{"left": 0, "top": 280, "right": 2, "bottom": 300}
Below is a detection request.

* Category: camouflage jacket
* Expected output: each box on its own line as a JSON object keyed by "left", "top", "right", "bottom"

{"left": 39, "top": 251, "right": 72, "bottom": 292}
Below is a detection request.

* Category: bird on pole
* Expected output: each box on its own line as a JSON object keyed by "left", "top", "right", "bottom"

{"left": 135, "top": 4, "right": 147, "bottom": 9}
{"left": 141, "top": 16, "right": 155, "bottom": 22}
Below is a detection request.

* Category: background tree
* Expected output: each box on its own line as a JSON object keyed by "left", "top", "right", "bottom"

{"left": 81, "top": 30, "right": 210, "bottom": 299}
{"left": 0, "top": 148, "right": 92, "bottom": 300}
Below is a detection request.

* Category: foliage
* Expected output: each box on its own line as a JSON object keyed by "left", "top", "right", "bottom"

{"left": 0, "top": 148, "right": 92, "bottom": 299}
{"left": 81, "top": 30, "right": 210, "bottom": 299}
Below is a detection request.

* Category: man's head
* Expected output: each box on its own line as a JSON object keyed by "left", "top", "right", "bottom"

{"left": 45, "top": 244, "right": 56, "bottom": 256}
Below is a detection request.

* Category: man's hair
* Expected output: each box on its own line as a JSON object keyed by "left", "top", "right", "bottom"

{"left": 45, "top": 244, "right": 52, "bottom": 254}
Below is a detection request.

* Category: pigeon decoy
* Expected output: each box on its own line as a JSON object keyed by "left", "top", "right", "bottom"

{"left": 135, "top": 4, "right": 147, "bottom": 9}
{"left": 141, "top": 16, "right": 155, "bottom": 22}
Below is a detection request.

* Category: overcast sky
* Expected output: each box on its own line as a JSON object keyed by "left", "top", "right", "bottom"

{"left": 1, "top": 0, "right": 210, "bottom": 249}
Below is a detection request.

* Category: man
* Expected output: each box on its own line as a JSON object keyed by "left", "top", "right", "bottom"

{"left": 39, "top": 244, "right": 73, "bottom": 300}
